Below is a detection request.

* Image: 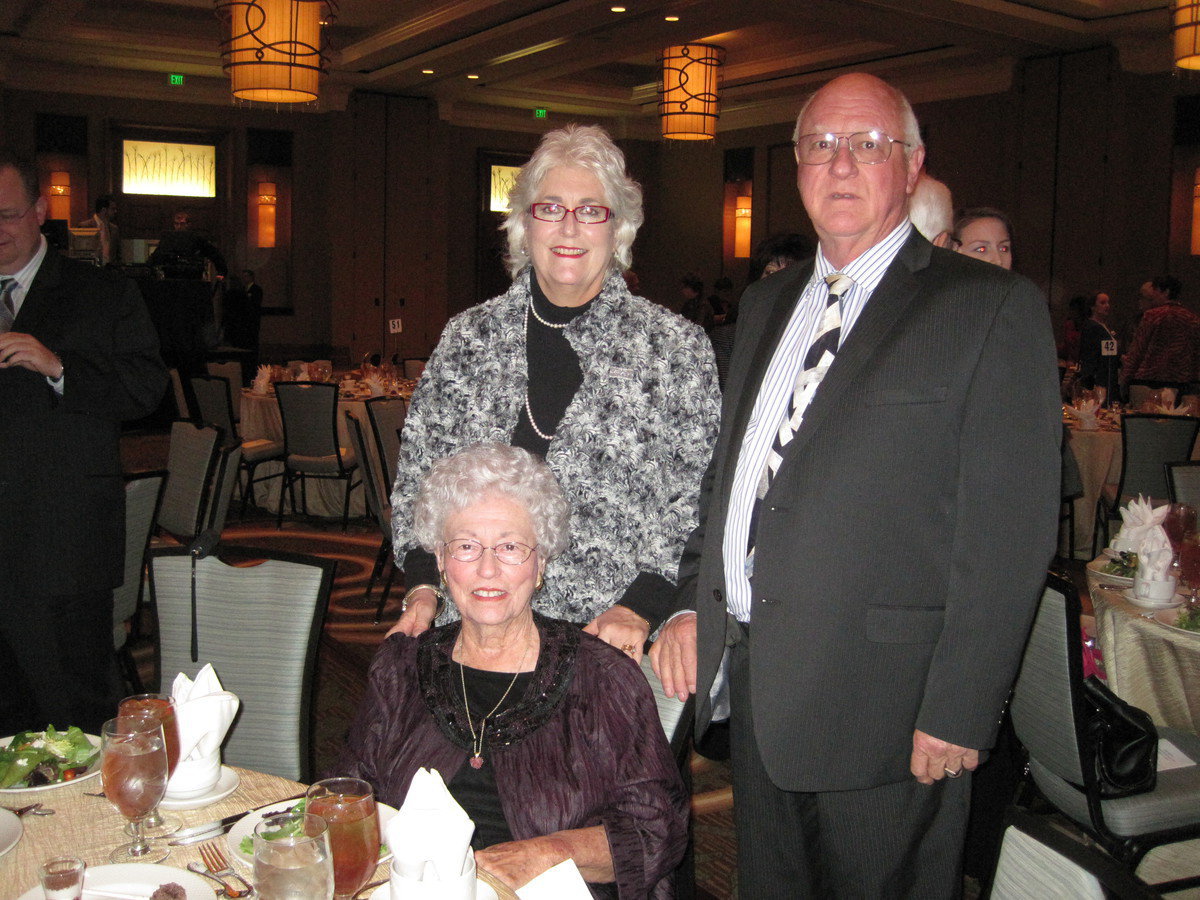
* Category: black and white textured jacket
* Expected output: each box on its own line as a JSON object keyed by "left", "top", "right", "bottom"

{"left": 390, "top": 269, "right": 721, "bottom": 625}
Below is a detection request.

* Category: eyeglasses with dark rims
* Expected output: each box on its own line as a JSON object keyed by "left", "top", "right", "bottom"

{"left": 530, "top": 202, "right": 612, "bottom": 224}
{"left": 793, "top": 131, "right": 910, "bottom": 166}
{"left": 443, "top": 538, "right": 538, "bottom": 566}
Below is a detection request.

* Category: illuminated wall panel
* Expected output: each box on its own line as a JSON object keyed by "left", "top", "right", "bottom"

{"left": 123, "top": 140, "right": 216, "bottom": 197}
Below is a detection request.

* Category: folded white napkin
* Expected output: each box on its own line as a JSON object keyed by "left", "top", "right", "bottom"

{"left": 1067, "top": 398, "right": 1099, "bottom": 418}
{"left": 387, "top": 768, "right": 476, "bottom": 897}
{"left": 1111, "top": 495, "right": 1170, "bottom": 554}
{"left": 251, "top": 365, "right": 272, "bottom": 395}
{"left": 517, "top": 860, "right": 591, "bottom": 899}
{"left": 1137, "top": 527, "right": 1175, "bottom": 581}
{"left": 1155, "top": 402, "right": 1190, "bottom": 416}
{"left": 364, "top": 374, "right": 387, "bottom": 397}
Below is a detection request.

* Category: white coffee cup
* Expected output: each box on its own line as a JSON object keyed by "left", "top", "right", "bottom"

{"left": 1132, "top": 570, "right": 1178, "bottom": 605}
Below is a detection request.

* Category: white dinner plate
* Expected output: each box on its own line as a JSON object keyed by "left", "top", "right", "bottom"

{"left": 1153, "top": 607, "right": 1200, "bottom": 634}
{"left": 0, "top": 808, "right": 22, "bottom": 859}
{"left": 15, "top": 863, "right": 217, "bottom": 900}
{"left": 1086, "top": 558, "right": 1134, "bottom": 586}
{"left": 0, "top": 733, "right": 102, "bottom": 793}
{"left": 159, "top": 765, "right": 240, "bottom": 810}
{"left": 370, "top": 879, "right": 499, "bottom": 900}
{"left": 1121, "top": 588, "right": 1185, "bottom": 610}
{"left": 227, "top": 798, "right": 398, "bottom": 868}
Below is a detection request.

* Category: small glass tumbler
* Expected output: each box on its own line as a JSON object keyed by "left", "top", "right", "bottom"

{"left": 254, "top": 811, "right": 335, "bottom": 900}
{"left": 40, "top": 856, "right": 85, "bottom": 900}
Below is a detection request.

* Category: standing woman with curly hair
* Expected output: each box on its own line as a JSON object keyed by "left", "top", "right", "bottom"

{"left": 387, "top": 124, "right": 721, "bottom": 659}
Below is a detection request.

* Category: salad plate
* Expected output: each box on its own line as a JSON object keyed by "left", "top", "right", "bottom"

{"left": 160, "top": 765, "right": 240, "bottom": 810}
{"left": 1153, "top": 607, "right": 1200, "bottom": 635}
{"left": 0, "top": 730, "right": 101, "bottom": 793}
{"left": 1087, "top": 558, "right": 1134, "bottom": 586}
{"left": 15, "top": 863, "right": 216, "bottom": 900}
{"left": 0, "top": 808, "right": 22, "bottom": 859}
{"left": 228, "top": 797, "right": 398, "bottom": 867}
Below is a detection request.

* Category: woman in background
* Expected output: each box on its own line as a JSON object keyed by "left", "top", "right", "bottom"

{"left": 952, "top": 207, "right": 1013, "bottom": 270}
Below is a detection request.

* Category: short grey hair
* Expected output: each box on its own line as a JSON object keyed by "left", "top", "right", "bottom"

{"left": 791, "top": 76, "right": 924, "bottom": 160}
{"left": 502, "top": 124, "right": 644, "bottom": 278}
{"left": 412, "top": 443, "right": 572, "bottom": 560}
{"left": 908, "top": 173, "right": 953, "bottom": 241}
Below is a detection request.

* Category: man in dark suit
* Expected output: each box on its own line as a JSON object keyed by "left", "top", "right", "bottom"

{"left": 651, "top": 73, "right": 1060, "bottom": 896}
{"left": 0, "top": 149, "right": 167, "bottom": 734}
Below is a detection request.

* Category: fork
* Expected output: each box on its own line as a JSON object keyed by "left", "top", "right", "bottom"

{"left": 198, "top": 841, "right": 256, "bottom": 897}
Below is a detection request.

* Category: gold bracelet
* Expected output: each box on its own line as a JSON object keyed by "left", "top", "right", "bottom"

{"left": 401, "top": 584, "right": 445, "bottom": 617}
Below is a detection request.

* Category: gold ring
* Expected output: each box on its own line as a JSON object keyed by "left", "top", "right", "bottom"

{"left": 944, "top": 767, "right": 963, "bottom": 778}
{"left": 621, "top": 643, "right": 636, "bottom": 654}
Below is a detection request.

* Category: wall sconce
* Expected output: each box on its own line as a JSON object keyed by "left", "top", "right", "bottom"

{"left": 1192, "top": 169, "right": 1200, "bottom": 255}
{"left": 48, "top": 172, "right": 71, "bottom": 221}
{"left": 1174, "top": 0, "right": 1200, "bottom": 68}
{"left": 215, "top": 0, "right": 337, "bottom": 103}
{"left": 257, "top": 182, "right": 277, "bottom": 249}
{"left": 734, "top": 195, "right": 752, "bottom": 258}
{"left": 658, "top": 43, "right": 724, "bottom": 140}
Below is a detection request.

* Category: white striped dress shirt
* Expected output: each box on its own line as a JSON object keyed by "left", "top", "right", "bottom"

{"left": 723, "top": 221, "right": 913, "bottom": 622}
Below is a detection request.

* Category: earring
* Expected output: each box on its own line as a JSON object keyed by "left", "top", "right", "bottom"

{"left": 535, "top": 573, "right": 544, "bottom": 591}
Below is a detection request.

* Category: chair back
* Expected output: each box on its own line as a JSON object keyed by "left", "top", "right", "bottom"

{"left": 345, "top": 411, "right": 390, "bottom": 532}
{"left": 639, "top": 655, "right": 693, "bottom": 762}
{"left": 1116, "top": 414, "right": 1200, "bottom": 506}
{"left": 403, "top": 358, "right": 426, "bottom": 381}
{"left": 206, "top": 443, "right": 243, "bottom": 535}
{"left": 1010, "top": 572, "right": 1088, "bottom": 788}
{"left": 113, "top": 472, "right": 165, "bottom": 649}
{"left": 168, "top": 368, "right": 190, "bottom": 420}
{"left": 151, "top": 547, "right": 335, "bottom": 781}
{"left": 206, "top": 361, "right": 243, "bottom": 420}
{"left": 364, "top": 395, "right": 406, "bottom": 488}
{"left": 1167, "top": 460, "right": 1200, "bottom": 507}
{"left": 276, "top": 381, "right": 348, "bottom": 472}
{"left": 158, "top": 421, "right": 222, "bottom": 541}
{"left": 190, "top": 374, "right": 238, "bottom": 446}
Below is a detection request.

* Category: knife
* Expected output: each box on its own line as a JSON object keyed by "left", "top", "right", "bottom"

{"left": 168, "top": 810, "right": 250, "bottom": 845}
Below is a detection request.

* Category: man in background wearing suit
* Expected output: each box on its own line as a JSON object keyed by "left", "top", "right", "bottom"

{"left": 0, "top": 149, "right": 167, "bottom": 734}
{"left": 651, "top": 73, "right": 1060, "bottom": 896}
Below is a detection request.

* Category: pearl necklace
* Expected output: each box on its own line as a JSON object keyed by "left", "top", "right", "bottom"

{"left": 459, "top": 643, "right": 530, "bottom": 769}
{"left": 522, "top": 304, "right": 556, "bottom": 441}
{"left": 528, "top": 296, "right": 570, "bottom": 329}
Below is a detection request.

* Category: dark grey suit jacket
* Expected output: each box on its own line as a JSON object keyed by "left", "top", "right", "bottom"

{"left": 676, "top": 231, "right": 1061, "bottom": 792}
{"left": 0, "top": 250, "right": 167, "bottom": 597}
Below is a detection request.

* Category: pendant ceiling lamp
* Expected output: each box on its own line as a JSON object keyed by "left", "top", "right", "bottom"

{"left": 215, "top": 0, "right": 337, "bottom": 103}
{"left": 1174, "top": 0, "right": 1200, "bottom": 69}
{"left": 658, "top": 43, "right": 724, "bottom": 140}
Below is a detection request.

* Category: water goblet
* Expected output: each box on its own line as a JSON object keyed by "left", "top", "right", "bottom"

{"left": 118, "top": 693, "right": 181, "bottom": 838}
{"left": 39, "top": 856, "right": 85, "bottom": 900}
{"left": 100, "top": 716, "right": 169, "bottom": 864}
{"left": 306, "top": 777, "right": 380, "bottom": 899}
{"left": 254, "top": 811, "right": 335, "bottom": 900}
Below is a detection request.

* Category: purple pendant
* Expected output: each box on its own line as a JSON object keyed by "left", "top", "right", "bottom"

{"left": 470, "top": 755, "right": 484, "bottom": 769}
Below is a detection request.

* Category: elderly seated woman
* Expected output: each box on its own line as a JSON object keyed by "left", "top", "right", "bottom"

{"left": 337, "top": 442, "right": 688, "bottom": 897}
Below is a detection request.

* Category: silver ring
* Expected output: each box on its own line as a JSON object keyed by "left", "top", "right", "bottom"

{"left": 944, "top": 767, "right": 963, "bottom": 778}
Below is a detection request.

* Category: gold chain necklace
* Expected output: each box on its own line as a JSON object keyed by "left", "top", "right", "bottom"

{"left": 459, "top": 644, "right": 530, "bottom": 769}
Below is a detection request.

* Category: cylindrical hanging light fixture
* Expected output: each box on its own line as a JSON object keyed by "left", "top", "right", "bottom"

{"left": 1174, "top": 0, "right": 1200, "bottom": 69}
{"left": 215, "top": 0, "right": 337, "bottom": 103}
{"left": 659, "top": 43, "right": 724, "bottom": 140}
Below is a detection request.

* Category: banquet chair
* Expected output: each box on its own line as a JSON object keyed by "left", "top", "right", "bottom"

{"left": 156, "top": 420, "right": 222, "bottom": 543}
{"left": 151, "top": 546, "right": 335, "bottom": 782}
{"left": 402, "top": 357, "right": 427, "bottom": 381}
{"left": 344, "top": 411, "right": 398, "bottom": 623}
{"left": 205, "top": 360, "right": 243, "bottom": 421}
{"left": 1091, "top": 414, "right": 1200, "bottom": 557}
{"left": 1061, "top": 425, "right": 1084, "bottom": 559}
{"left": 986, "top": 808, "right": 1159, "bottom": 899}
{"left": 168, "top": 368, "right": 191, "bottom": 421}
{"left": 364, "top": 395, "right": 406, "bottom": 488}
{"left": 205, "top": 442, "right": 243, "bottom": 536}
{"left": 1009, "top": 571, "right": 1200, "bottom": 890}
{"left": 1166, "top": 460, "right": 1200, "bottom": 508}
{"left": 275, "top": 381, "right": 361, "bottom": 530}
{"left": 191, "top": 373, "right": 284, "bottom": 516}
{"left": 113, "top": 471, "right": 165, "bottom": 693}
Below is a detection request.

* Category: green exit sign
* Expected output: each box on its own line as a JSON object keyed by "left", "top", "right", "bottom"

{"left": 533, "top": 108, "right": 547, "bottom": 119}
{"left": 169, "top": 73, "right": 185, "bottom": 86}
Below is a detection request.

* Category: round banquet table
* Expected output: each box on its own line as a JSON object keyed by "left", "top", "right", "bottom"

{"left": 1086, "top": 563, "right": 1200, "bottom": 735}
{"left": 0, "top": 765, "right": 392, "bottom": 895}
{"left": 1062, "top": 420, "right": 1122, "bottom": 559}
{"left": 240, "top": 389, "right": 384, "bottom": 519}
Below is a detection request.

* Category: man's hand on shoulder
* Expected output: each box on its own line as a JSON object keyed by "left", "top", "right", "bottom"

{"left": 0, "top": 332, "right": 62, "bottom": 378}
{"left": 649, "top": 612, "right": 697, "bottom": 701}
{"left": 910, "top": 729, "right": 980, "bottom": 785}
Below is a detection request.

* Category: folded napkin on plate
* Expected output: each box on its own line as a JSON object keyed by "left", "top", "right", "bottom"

{"left": 1110, "top": 495, "right": 1170, "bottom": 554}
{"left": 516, "top": 860, "right": 591, "bottom": 899}
{"left": 251, "top": 365, "right": 272, "bottom": 395}
{"left": 1137, "top": 528, "right": 1175, "bottom": 581}
{"left": 363, "top": 374, "right": 387, "bottom": 397}
{"left": 1155, "top": 402, "right": 1191, "bottom": 416}
{"left": 1066, "top": 398, "right": 1099, "bottom": 419}
{"left": 387, "top": 768, "right": 477, "bottom": 897}
{"left": 165, "top": 664, "right": 239, "bottom": 797}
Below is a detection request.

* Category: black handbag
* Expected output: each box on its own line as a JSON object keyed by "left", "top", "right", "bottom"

{"left": 1081, "top": 676, "right": 1158, "bottom": 798}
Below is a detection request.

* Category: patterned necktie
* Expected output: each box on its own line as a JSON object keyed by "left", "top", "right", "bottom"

{"left": 0, "top": 278, "right": 15, "bottom": 335}
{"left": 746, "top": 272, "right": 855, "bottom": 556}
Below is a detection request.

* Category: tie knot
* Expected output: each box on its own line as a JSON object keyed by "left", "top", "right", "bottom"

{"left": 824, "top": 273, "right": 854, "bottom": 301}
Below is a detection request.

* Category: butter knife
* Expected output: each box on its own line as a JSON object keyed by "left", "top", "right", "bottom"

{"left": 168, "top": 811, "right": 249, "bottom": 845}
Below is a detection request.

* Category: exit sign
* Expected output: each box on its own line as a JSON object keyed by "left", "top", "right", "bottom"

{"left": 169, "top": 73, "right": 185, "bottom": 86}
{"left": 533, "top": 108, "right": 547, "bottom": 119}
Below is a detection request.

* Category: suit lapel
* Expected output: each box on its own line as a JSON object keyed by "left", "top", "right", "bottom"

{"left": 13, "top": 249, "right": 64, "bottom": 336}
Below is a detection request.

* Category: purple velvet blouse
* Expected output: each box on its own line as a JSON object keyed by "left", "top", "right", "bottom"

{"left": 335, "top": 613, "right": 688, "bottom": 899}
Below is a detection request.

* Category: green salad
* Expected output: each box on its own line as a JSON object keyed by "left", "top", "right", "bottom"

{"left": 240, "top": 799, "right": 308, "bottom": 855}
{"left": 1101, "top": 551, "right": 1138, "bottom": 578}
{"left": 1176, "top": 607, "right": 1200, "bottom": 632}
{"left": 0, "top": 726, "right": 99, "bottom": 789}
